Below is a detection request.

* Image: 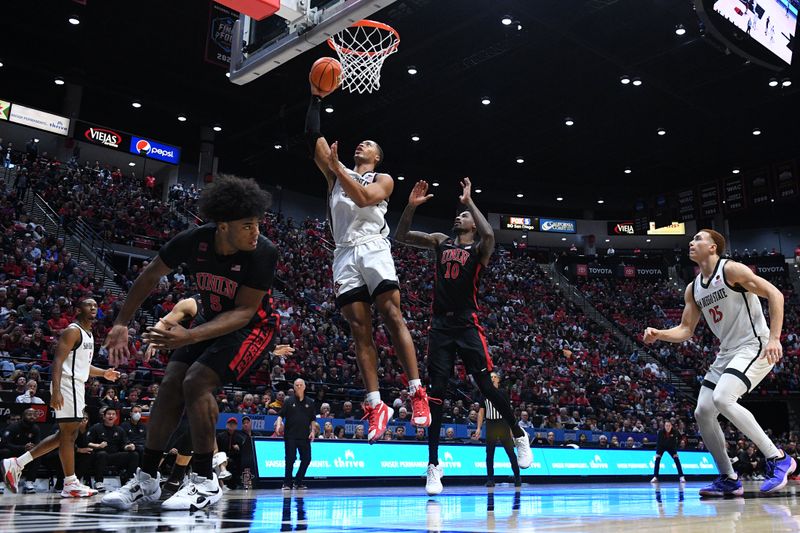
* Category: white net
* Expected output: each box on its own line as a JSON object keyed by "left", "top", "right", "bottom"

{"left": 328, "top": 21, "right": 400, "bottom": 94}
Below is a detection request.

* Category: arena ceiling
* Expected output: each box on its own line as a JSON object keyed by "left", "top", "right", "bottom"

{"left": 1, "top": 0, "right": 798, "bottom": 220}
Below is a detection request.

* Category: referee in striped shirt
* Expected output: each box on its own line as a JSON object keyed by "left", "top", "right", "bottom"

{"left": 473, "top": 372, "right": 521, "bottom": 487}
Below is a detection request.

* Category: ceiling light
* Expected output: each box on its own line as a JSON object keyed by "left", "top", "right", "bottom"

{"left": 226, "top": 72, "right": 231, "bottom": 78}
{"left": 411, "top": 134, "right": 420, "bottom": 142}
{"left": 131, "top": 101, "right": 142, "bottom": 108}
{"left": 501, "top": 16, "right": 513, "bottom": 26}
{"left": 516, "top": 157, "right": 524, "bottom": 164}
{"left": 68, "top": 15, "right": 80, "bottom": 25}
{"left": 516, "top": 22, "right": 523, "bottom": 31}
{"left": 128, "top": 162, "right": 136, "bottom": 167}
{"left": 397, "top": 176, "right": 404, "bottom": 181}
{"left": 0, "top": 61, "right": 3, "bottom": 68}
{"left": 564, "top": 117, "right": 574, "bottom": 126}
{"left": 556, "top": 196, "right": 563, "bottom": 201}
{"left": 624, "top": 167, "right": 632, "bottom": 174}
{"left": 213, "top": 124, "right": 222, "bottom": 132}
{"left": 54, "top": 77, "right": 65, "bottom": 86}
{"left": 768, "top": 77, "right": 779, "bottom": 87}
{"left": 657, "top": 128, "right": 666, "bottom": 136}
{"left": 620, "top": 75, "right": 631, "bottom": 85}
{"left": 752, "top": 128, "right": 761, "bottom": 136}
{"left": 481, "top": 97, "right": 491, "bottom": 105}
{"left": 521, "top": 234, "right": 527, "bottom": 239}
{"left": 432, "top": 182, "right": 439, "bottom": 187}
{"left": 732, "top": 167, "right": 740, "bottom": 174}
{"left": 646, "top": 238, "right": 652, "bottom": 242}
{"left": 407, "top": 66, "right": 418, "bottom": 75}
{"left": 597, "top": 199, "right": 605, "bottom": 204}
{"left": 561, "top": 237, "right": 567, "bottom": 241}
{"left": 782, "top": 78, "right": 792, "bottom": 88}
{"left": 475, "top": 189, "right": 482, "bottom": 193}
{"left": 33, "top": 138, "right": 39, "bottom": 143}
{"left": 177, "top": 115, "right": 187, "bottom": 122}
{"left": 516, "top": 193, "right": 524, "bottom": 198}
{"left": 675, "top": 24, "right": 686, "bottom": 36}
{"left": 771, "top": 198, "right": 775, "bottom": 202}
{"left": 605, "top": 239, "right": 610, "bottom": 242}
{"left": 324, "top": 106, "right": 334, "bottom": 114}
{"left": 632, "top": 77, "right": 642, "bottom": 86}
{"left": 273, "top": 143, "right": 282, "bottom": 150}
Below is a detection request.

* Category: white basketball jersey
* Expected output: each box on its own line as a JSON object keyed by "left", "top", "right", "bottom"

{"left": 63, "top": 323, "right": 94, "bottom": 382}
{"left": 329, "top": 168, "right": 389, "bottom": 247}
{"left": 692, "top": 259, "right": 770, "bottom": 351}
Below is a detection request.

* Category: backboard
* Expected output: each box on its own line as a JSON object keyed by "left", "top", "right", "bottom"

{"left": 228, "top": 0, "right": 400, "bottom": 85}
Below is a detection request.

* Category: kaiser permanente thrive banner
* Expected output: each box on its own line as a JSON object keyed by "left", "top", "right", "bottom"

{"left": 9, "top": 103, "right": 70, "bottom": 136}
{"left": 253, "top": 439, "right": 718, "bottom": 479}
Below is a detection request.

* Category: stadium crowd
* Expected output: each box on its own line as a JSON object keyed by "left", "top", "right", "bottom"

{"left": 1, "top": 152, "right": 798, "bottom": 490}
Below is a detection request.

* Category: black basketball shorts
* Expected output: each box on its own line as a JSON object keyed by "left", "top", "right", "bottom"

{"left": 171, "top": 313, "right": 280, "bottom": 383}
{"left": 427, "top": 325, "right": 494, "bottom": 380}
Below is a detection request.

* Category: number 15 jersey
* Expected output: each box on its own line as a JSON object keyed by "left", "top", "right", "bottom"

{"left": 432, "top": 238, "right": 483, "bottom": 328}
{"left": 692, "top": 258, "right": 769, "bottom": 352}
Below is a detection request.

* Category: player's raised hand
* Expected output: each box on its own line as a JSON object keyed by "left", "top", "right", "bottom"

{"left": 310, "top": 81, "right": 336, "bottom": 99}
{"left": 459, "top": 177, "right": 472, "bottom": 204}
{"left": 273, "top": 344, "right": 295, "bottom": 356}
{"left": 143, "top": 323, "right": 194, "bottom": 351}
{"left": 761, "top": 338, "right": 784, "bottom": 364}
{"left": 409, "top": 180, "right": 434, "bottom": 207}
{"left": 643, "top": 327, "right": 659, "bottom": 344}
{"left": 328, "top": 141, "right": 341, "bottom": 172}
{"left": 105, "top": 324, "right": 130, "bottom": 367}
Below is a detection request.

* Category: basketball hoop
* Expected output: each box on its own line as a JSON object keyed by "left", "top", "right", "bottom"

{"left": 328, "top": 20, "right": 400, "bottom": 94}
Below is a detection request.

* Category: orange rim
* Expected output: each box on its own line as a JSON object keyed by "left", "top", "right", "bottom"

{"left": 327, "top": 19, "right": 400, "bottom": 57}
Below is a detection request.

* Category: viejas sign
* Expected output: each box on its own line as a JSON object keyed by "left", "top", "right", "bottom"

{"left": 74, "top": 121, "right": 128, "bottom": 150}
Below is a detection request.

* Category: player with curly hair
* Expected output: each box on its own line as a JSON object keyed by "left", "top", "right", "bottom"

{"left": 103, "top": 175, "right": 280, "bottom": 510}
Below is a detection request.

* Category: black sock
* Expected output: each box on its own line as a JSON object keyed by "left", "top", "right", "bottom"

{"left": 168, "top": 463, "right": 188, "bottom": 484}
{"left": 141, "top": 448, "right": 164, "bottom": 478}
{"left": 193, "top": 452, "right": 213, "bottom": 479}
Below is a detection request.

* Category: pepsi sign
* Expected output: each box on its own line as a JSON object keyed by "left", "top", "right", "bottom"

{"left": 129, "top": 136, "right": 181, "bottom": 164}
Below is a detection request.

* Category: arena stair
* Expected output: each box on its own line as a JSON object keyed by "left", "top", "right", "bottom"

{"left": 543, "top": 262, "right": 698, "bottom": 401}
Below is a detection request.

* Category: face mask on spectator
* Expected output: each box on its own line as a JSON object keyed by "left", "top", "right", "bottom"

{"left": 131, "top": 412, "right": 141, "bottom": 422}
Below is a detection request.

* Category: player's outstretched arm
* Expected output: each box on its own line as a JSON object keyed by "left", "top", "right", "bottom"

{"left": 106, "top": 256, "right": 172, "bottom": 365}
{"left": 145, "top": 286, "right": 266, "bottom": 349}
{"left": 643, "top": 283, "right": 701, "bottom": 344}
{"left": 724, "top": 261, "right": 784, "bottom": 363}
{"left": 305, "top": 90, "right": 336, "bottom": 190}
{"left": 395, "top": 180, "right": 448, "bottom": 249}
{"left": 459, "top": 177, "right": 494, "bottom": 265}
{"left": 144, "top": 298, "right": 199, "bottom": 359}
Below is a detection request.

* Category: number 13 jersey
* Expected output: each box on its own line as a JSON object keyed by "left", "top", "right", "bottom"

{"left": 692, "top": 258, "right": 769, "bottom": 352}
{"left": 432, "top": 238, "right": 483, "bottom": 328}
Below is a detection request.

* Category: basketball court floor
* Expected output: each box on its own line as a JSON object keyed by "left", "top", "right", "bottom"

{"left": 0, "top": 481, "right": 798, "bottom": 532}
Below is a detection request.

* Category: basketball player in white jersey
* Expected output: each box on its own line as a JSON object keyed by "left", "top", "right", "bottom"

{"left": 306, "top": 84, "right": 429, "bottom": 441}
{"left": 1, "top": 298, "right": 120, "bottom": 496}
{"left": 644, "top": 229, "right": 794, "bottom": 496}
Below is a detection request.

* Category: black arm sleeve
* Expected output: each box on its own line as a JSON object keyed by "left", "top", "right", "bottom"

{"left": 305, "top": 95, "right": 323, "bottom": 153}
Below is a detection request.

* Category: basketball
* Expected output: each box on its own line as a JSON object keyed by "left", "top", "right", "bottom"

{"left": 309, "top": 57, "right": 342, "bottom": 93}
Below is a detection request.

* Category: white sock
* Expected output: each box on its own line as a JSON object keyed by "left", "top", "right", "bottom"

{"left": 17, "top": 452, "right": 33, "bottom": 468}
{"left": 64, "top": 474, "right": 77, "bottom": 484}
{"left": 366, "top": 391, "right": 381, "bottom": 408}
{"left": 713, "top": 374, "right": 781, "bottom": 459}
{"left": 409, "top": 379, "right": 422, "bottom": 393}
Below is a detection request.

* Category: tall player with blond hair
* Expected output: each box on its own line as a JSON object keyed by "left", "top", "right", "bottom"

{"left": 644, "top": 229, "right": 794, "bottom": 496}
